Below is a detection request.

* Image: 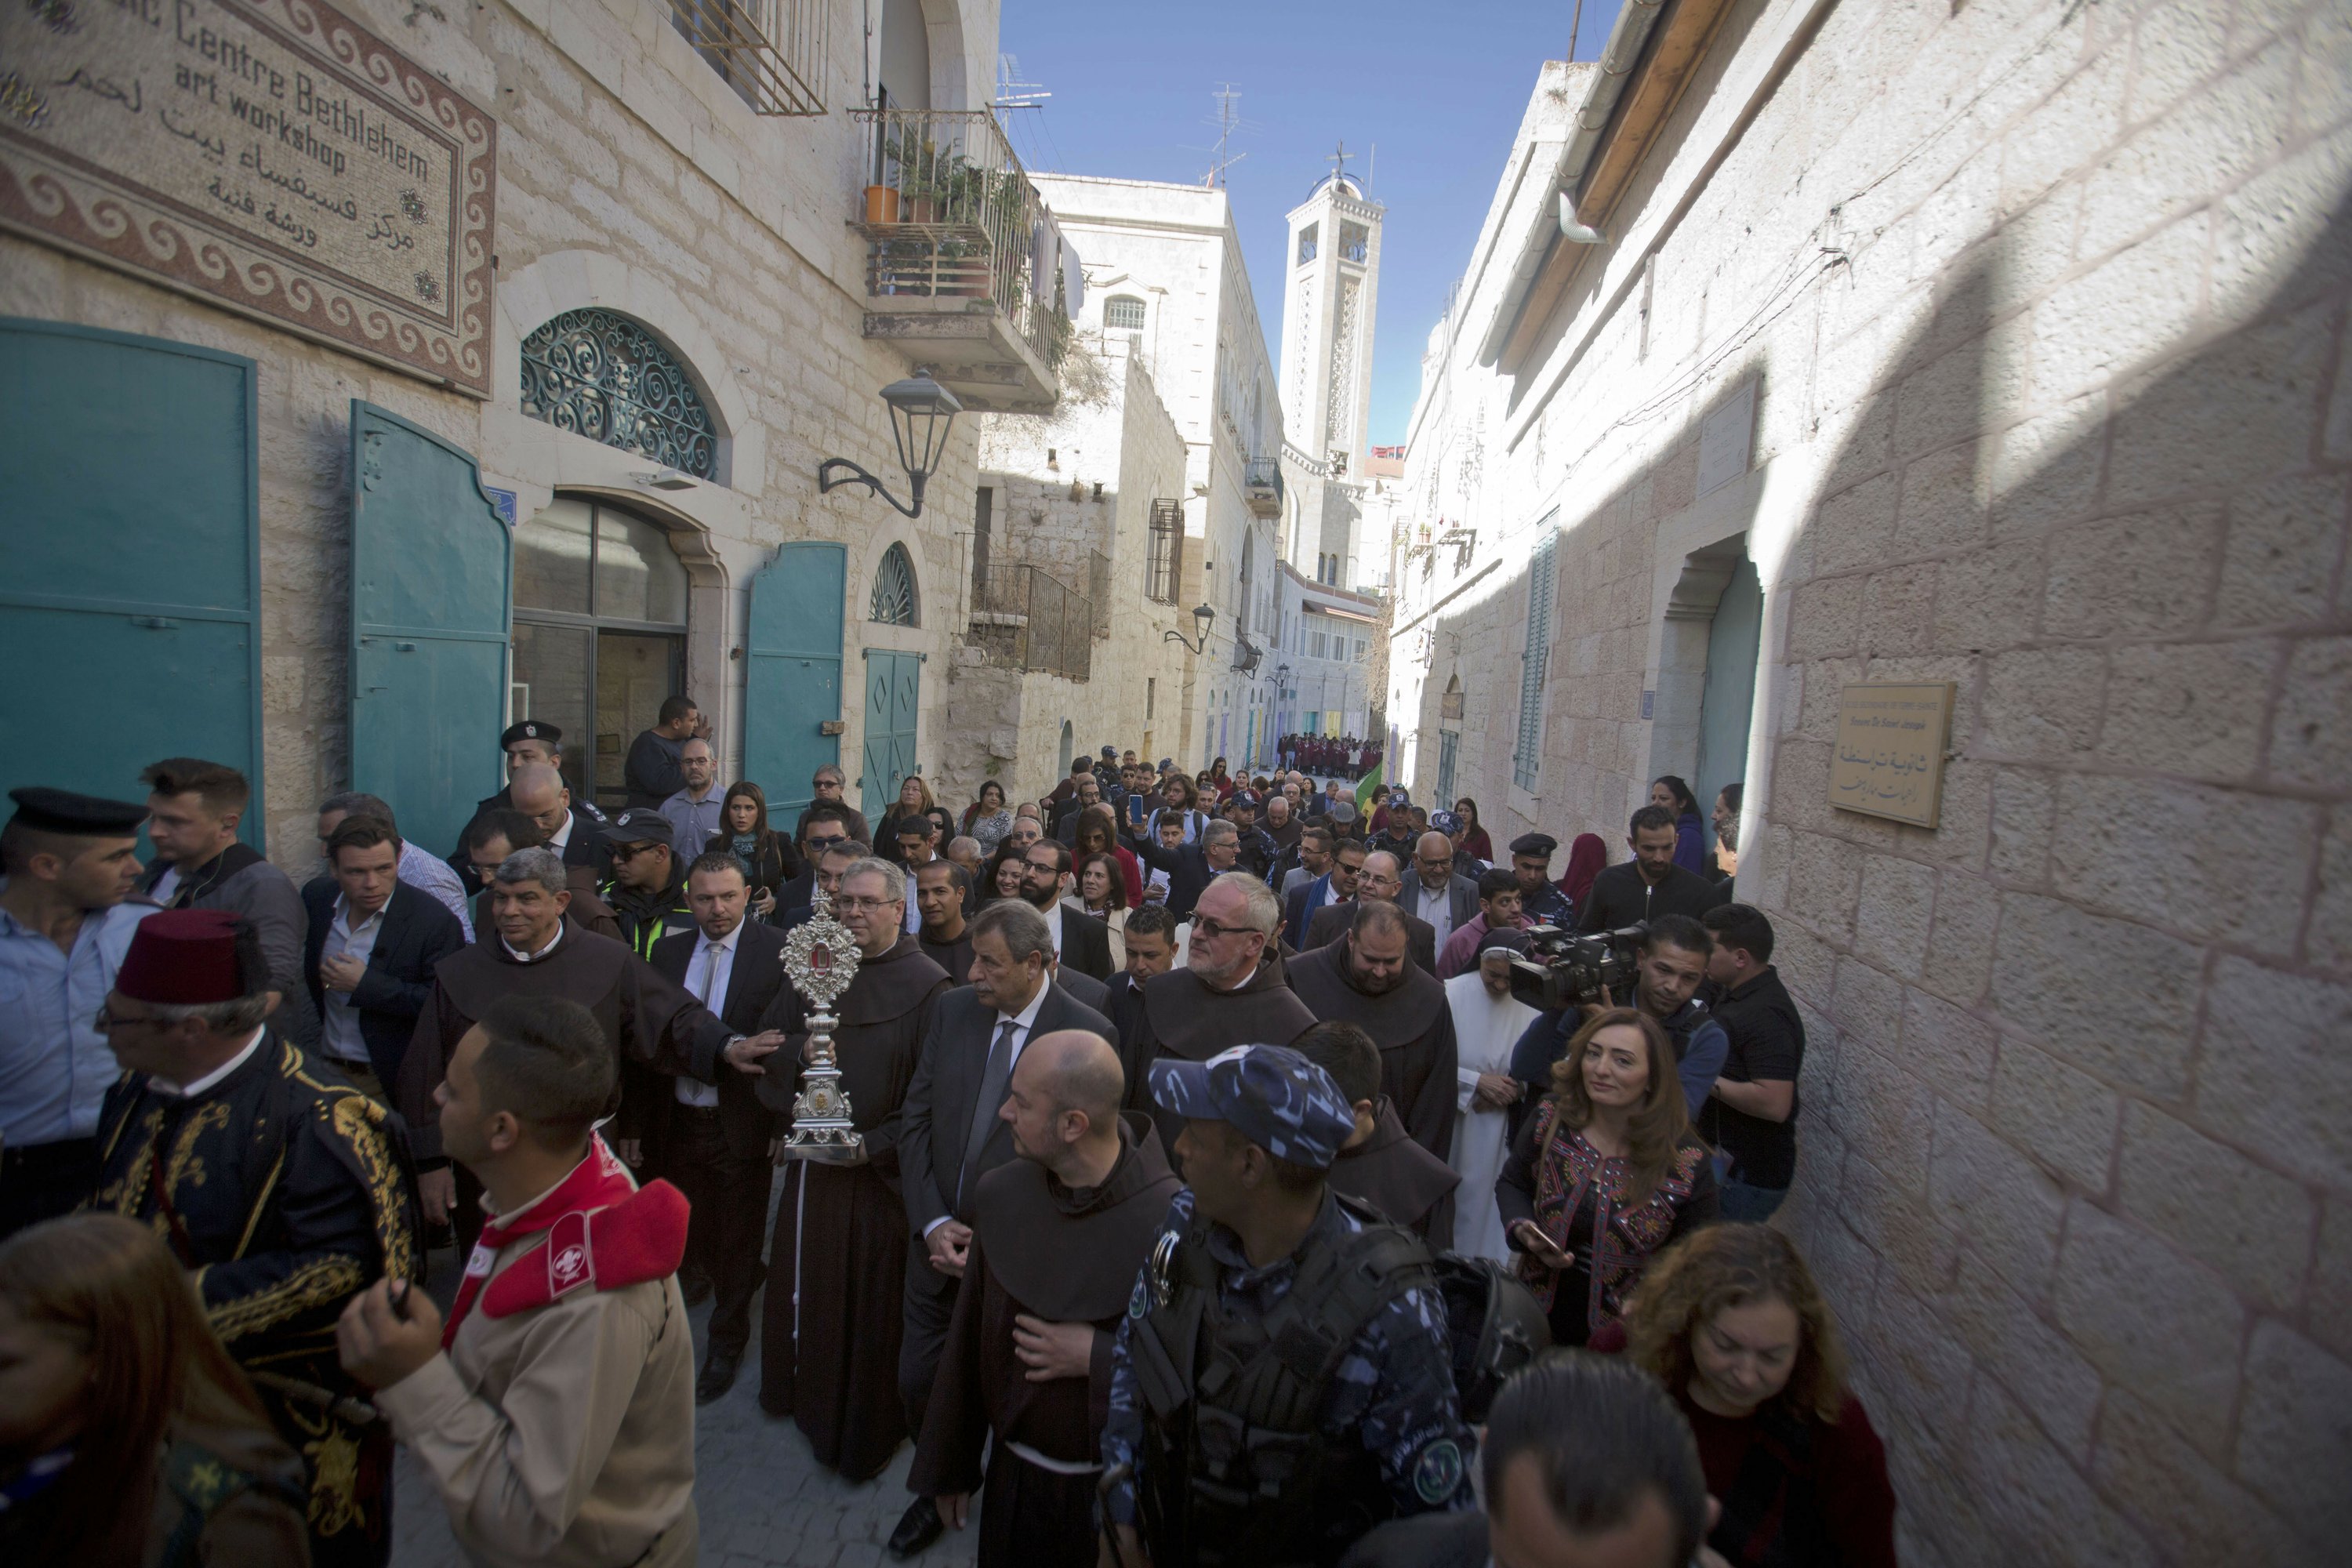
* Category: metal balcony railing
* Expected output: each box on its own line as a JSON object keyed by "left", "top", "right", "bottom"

{"left": 853, "top": 107, "right": 1068, "bottom": 371}
{"left": 968, "top": 564, "right": 1091, "bottom": 681}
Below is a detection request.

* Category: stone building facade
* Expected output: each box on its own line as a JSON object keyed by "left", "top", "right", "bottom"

{"left": 1029, "top": 172, "right": 1287, "bottom": 775}
{"left": 1385, "top": 0, "right": 2351, "bottom": 1560}
{"left": 1269, "top": 560, "right": 1378, "bottom": 743}
{"left": 947, "top": 337, "right": 1192, "bottom": 806}
{"left": 1, "top": 0, "right": 1054, "bottom": 857}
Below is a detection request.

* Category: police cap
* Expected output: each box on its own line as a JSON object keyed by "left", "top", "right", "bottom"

{"left": 501, "top": 720, "right": 561, "bottom": 751}
{"left": 1508, "top": 832, "right": 1559, "bottom": 858}
{"left": 604, "top": 808, "right": 674, "bottom": 845}
{"left": 7, "top": 787, "right": 148, "bottom": 837}
{"left": 1148, "top": 1044, "right": 1355, "bottom": 1171}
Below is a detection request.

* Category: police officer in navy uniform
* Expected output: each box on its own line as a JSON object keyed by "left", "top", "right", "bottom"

{"left": 1098, "top": 1044, "right": 1476, "bottom": 1567}
{"left": 448, "top": 721, "right": 608, "bottom": 889}
{"left": 1506, "top": 833, "right": 1575, "bottom": 927}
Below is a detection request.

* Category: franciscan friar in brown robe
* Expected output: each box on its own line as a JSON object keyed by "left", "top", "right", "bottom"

{"left": 1284, "top": 940, "right": 1461, "bottom": 1160}
{"left": 908, "top": 1114, "right": 1181, "bottom": 1564}
{"left": 1116, "top": 953, "right": 1315, "bottom": 1156}
{"left": 756, "top": 935, "right": 953, "bottom": 1479}
{"left": 1328, "top": 1097, "right": 1461, "bottom": 1249}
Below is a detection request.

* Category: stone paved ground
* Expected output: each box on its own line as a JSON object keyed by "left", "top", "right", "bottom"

{"left": 391, "top": 1172, "right": 978, "bottom": 1568}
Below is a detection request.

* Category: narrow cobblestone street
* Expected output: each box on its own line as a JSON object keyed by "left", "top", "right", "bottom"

{"left": 394, "top": 1169, "right": 978, "bottom": 1568}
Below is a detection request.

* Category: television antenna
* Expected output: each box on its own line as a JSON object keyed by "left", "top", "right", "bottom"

{"left": 995, "top": 53, "right": 1050, "bottom": 110}
{"left": 1203, "top": 84, "right": 1247, "bottom": 187}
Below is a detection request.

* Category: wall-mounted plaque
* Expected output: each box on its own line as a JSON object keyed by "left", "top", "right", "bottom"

{"left": 1831, "top": 681, "right": 1955, "bottom": 829}
{"left": 0, "top": 0, "right": 496, "bottom": 396}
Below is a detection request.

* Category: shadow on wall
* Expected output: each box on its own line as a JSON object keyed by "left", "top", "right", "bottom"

{"left": 1758, "top": 181, "right": 2352, "bottom": 1564}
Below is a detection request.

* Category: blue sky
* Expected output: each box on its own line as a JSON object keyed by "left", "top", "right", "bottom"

{"left": 997, "top": 0, "right": 1626, "bottom": 447}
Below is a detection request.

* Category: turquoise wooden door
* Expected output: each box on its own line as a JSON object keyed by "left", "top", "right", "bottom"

{"left": 0, "top": 320, "right": 264, "bottom": 836}
{"left": 860, "top": 650, "right": 921, "bottom": 819}
{"left": 348, "top": 401, "right": 513, "bottom": 858}
{"left": 742, "top": 541, "right": 846, "bottom": 817}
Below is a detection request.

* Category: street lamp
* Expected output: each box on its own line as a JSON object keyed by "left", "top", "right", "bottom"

{"left": 1165, "top": 603, "right": 1214, "bottom": 654}
{"left": 816, "top": 371, "right": 963, "bottom": 518}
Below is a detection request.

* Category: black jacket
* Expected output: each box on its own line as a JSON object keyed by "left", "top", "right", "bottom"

{"left": 1055, "top": 904, "right": 1116, "bottom": 981}
{"left": 299, "top": 879, "right": 467, "bottom": 1087}
{"left": 1129, "top": 834, "right": 1224, "bottom": 920}
{"left": 898, "top": 982, "right": 1116, "bottom": 1247}
{"left": 648, "top": 920, "right": 790, "bottom": 1160}
{"left": 1576, "top": 861, "right": 1730, "bottom": 931}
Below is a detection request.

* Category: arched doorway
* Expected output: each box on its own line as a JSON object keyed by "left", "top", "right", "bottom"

{"left": 861, "top": 543, "right": 923, "bottom": 820}
{"left": 511, "top": 497, "right": 690, "bottom": 813}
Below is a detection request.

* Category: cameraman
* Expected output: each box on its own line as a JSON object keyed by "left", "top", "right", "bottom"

{"left": 1698, "top": 903, "right": 1804, "bottom": 1220}
{"left": 1504, "top": 915, "right": 1726, "bottom": 1129}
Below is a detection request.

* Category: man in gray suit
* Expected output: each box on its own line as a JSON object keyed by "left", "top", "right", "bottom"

{"left": 890, "top": 899, "right": 1113, "bottom": 1555}
{"left": 1404, "top": 832, "right": 1482, "bottom": 953}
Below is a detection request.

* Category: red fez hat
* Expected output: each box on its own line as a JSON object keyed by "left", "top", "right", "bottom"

{"left": 115, "top": 909, "right": 268, "bottom": 1005}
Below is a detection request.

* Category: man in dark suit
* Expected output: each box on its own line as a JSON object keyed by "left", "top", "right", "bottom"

{"left": 1131, "top": 817, "right": 1243, "bottom": 920}
{"left": 774, "top": 802, "right": 858, "bottom": 922}
{"left": 890, "top": 900, "right": 1113, "bottom": 1555}
{"left": 1304, "top": 849, "right": 1439, "bottom": 972}
{"left": 648, "top": 850, "right": 792, "bottom": 1403}
{"left": 1016, "top": 838, "right": 1115, "bottom": 981}
{"left": 1578, "top": 805, "right": 1733, "bottom": 931}
{"left": 508, "top": 762, "right": 609, "bottom": 880}
{"left": 1404, "top": 831, "right": 1483, "bottom": 954}
{"left": 303, "top": 815, "right": 466, "bottom": 1103}
{"left": 1283, "top": 836, "right": 1364, "bottom": 949}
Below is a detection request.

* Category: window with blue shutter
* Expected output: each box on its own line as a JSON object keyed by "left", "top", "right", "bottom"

{"left": 1512, "top": 520, "right": 1559, "bottom": 792}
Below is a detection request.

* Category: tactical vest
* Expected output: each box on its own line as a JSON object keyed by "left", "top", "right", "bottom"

{"left": 1126, "top": 1196, "right": 1434, "bottom": 1568}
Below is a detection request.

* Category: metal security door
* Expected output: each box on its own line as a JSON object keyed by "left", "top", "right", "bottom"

{"left": 860, "top": 649, "right": 920, "bottom": 819}
{"left": 0, "top": 320, "right": 264, "bottom": 833}
{"left": 743, "top": 542, "right": 846, "bottom": 818}
{"left": 348, "top": 401, "right": 513, "bottom": 858}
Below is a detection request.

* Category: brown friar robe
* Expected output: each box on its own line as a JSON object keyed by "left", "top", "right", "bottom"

{"left": 920, "top": 927, "right": 975, "bottom": 985}
{"left": 1329, "top": 1097, "right": 1462, "bottom": 1250}
{"left": 1284, "top": 942, "right": 1461, "bottom": 1160}
{"left": 1118, "top": 953, "right": 1316, "bottom": 1160}
{"left": 756, "top": 935, "right": 953, "bottom": 1480}
{"left": 908, "top": 1116, "right": 1181, "bottom": 1565}
{"left": 399, "top": 925, "right": 724, "bottom": 1162}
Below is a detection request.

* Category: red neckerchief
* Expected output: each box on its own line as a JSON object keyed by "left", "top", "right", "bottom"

{"left": 442, "top": 1138, "right": 638, "bottom": 1348}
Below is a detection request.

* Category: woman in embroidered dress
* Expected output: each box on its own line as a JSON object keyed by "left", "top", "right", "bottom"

{"left": 962, "top": 780, "right": 1015, "bottom": 856}
{"left": 0, "top": 1214, "right": 310, "bottom": 1568}
{"left": 1497, "top": 1007, "right": 1719, "bottom": 1348}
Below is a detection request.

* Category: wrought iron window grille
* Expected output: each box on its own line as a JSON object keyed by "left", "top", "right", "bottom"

{"left": 667, "top": 0, "right": 827, "bottom": 117}
{"left": 521, "top": 309, "right": 719, "bottom": 480}
{"left": 870, "top": 543, "right": 918, "bottom": 626}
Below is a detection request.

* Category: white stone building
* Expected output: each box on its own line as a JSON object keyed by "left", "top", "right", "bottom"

{"left": 1385, "top": 1, "right": 2352, "bottom": 1560}
{"left": 1269, "top": 560, "right": 1379, "bottom": 743}
{"left": 0, "top": 0, "right": 1062, "bottom": 857}
{"left": 947, "top": 336, "right": 1192, "bottom": 805}
{"left": 1029, "top": 172, "right": 1287, "bottom": 773}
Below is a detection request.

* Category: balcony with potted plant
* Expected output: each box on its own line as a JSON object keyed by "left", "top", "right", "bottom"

{"left": 853, "top": 107, "right": 1068, "bottom": 412}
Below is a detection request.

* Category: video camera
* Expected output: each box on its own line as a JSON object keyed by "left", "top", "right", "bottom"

{"left": 1507, "top": 922, "right": 1647, "bottom": 1013}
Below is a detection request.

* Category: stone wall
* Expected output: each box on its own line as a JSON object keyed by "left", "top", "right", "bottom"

{"left": 1387, "top": 0, "right": 2352, "bottom": 1559}
{"left": 2, "top": 0, "right": 1005, "bottom": 858}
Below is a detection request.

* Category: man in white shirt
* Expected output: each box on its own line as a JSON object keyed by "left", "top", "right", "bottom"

{"left": 659, "top": 739, "right": 724, "bottom": 862}
{"left": 510, "top": 764, "right": 610, "bottom": 878}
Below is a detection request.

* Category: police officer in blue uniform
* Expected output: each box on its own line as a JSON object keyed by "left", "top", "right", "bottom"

{"left": 1507, "top": 833, "right": 1575, "bottom": 927}
{"left": 1099, "top": 1044, "right": 1476, "bottom": 1568}
{"left": 447, "top": 720, "right": 608, "bottom": 890}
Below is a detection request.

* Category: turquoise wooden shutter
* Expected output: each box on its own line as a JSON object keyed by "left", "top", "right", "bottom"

{"left": 348, "top": 401, "right": 512, "bottom": 858}
{"left": 743, "top": 542, "right": 846, "bottom": 817}
{"left": 0, "top": 320, "right": 263, "bottom": 836}
{"left": 1512, "top": 521, "right": 1559, "bottom": 792}
{"left": 860, "top": 649, "right": 921, "bottom": 819}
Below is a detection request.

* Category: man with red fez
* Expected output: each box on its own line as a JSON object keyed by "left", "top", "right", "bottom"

{"left": 339, "top": 996, "right": 699, "bottom": 1567}
{"left": 1284, "top": 900, "right": 1461, "bottom": 1160}
{"left": 908, "top": 1029, "right": 1181, "bottom": 1565}
{"left": 87, "top": 907, "right": 420, "bottom": 1568}
{"left": 397, "top": 846, "right": 761, "bottom": 1258}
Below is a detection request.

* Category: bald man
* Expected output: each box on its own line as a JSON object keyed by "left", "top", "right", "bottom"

{"left": 506, "top": 763, "right": 611, "bottom": 879}
{"left": 907, "top": 1031, "right": 1181, "bottom": 1565}
{"left": 1406, "top": 831, "right": 1480, "bottom": 953}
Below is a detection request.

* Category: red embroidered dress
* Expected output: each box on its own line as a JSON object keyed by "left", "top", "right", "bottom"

{"left": 1498, "top": 1102, "right": 1719, "bottom": 1346}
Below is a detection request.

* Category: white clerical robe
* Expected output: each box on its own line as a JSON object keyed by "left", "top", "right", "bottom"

{"left": 1443, "top": 971, "right": 1537, "bottom": 1264}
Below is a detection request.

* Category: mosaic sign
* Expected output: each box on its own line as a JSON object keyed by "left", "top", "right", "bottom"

{"left": 1831, "top": 681, "right": 1955, "bottom": 829}
{"left": 0, "top": 0, "right": 497, "bottom": 396}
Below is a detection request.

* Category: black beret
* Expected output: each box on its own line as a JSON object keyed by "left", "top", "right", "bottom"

{"left": 1509, "top": 832, "right": 1559, "bottom": 857}
{"left": 501, "top": 720, "right": 561, "bottom": 750}
{"left": 7, "top": 786, "right": 148, "bottom": 837}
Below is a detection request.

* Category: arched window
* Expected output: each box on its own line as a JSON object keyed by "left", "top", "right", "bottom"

{"left": 1105, "top": 296, "right": 1146, "bottom": 331}
{"left": 520, "top": 308, "right": 718, "bottom": 479}
{"left": 870, "top": 542, "right": 919, "bottom": 626}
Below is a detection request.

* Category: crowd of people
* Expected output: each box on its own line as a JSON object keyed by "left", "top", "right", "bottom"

{"left": 0, "top": 699, "right": 1884, "bottom": 1568}
{"left": 1273, "top": 734, "right": 1382, "bottom": 782}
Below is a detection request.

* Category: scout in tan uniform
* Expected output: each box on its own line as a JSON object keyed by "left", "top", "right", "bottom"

{"left": 338, "top": 995, "right": 698, "bottom": 1568}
